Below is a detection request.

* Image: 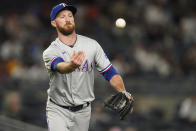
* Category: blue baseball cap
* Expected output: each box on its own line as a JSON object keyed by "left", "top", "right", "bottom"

{"left": 50, "top": 3, "right": 77, "bottom": 21}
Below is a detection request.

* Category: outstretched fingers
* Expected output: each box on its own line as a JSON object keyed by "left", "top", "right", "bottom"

{"left": 71, "top": 50, "right": 85, "bottom": 67}
{"left": 76, "top": 51, "right": 85, "bottom": 63}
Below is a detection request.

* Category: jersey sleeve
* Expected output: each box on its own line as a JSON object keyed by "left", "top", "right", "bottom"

{"left": 102, "top": 65, "right": 118, "bottom": 81}
{"left": 94, "top": 42, "right": 112, "bottom": 73}
{"left": 43, "top": 49, "right": 64, "bottom": 71}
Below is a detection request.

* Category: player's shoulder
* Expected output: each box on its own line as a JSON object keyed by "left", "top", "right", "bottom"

{"left": 77, "top": 34, "right": 99, "bottom": 45}
{"left": 43, "top": 39, "right": 58, "bottom": 56}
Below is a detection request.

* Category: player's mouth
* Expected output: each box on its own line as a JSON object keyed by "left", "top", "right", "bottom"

{"left": 65, "top": 21, "right": 72, "bottom": 25}
{"left": 64, "top": 23, "right": 73, "bottom": 27}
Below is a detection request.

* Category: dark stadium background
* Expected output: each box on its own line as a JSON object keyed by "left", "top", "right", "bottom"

{"left": 0, "top": 0, "right": 196, "bottom": 131}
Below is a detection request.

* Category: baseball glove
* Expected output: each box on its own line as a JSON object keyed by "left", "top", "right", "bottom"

{"left": 104, "top": 92, "right": 134, "bottom": 120}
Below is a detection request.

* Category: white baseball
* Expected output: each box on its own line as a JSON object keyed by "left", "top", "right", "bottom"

{"left": 115, "top": 18, "right": 126, "bottom": 28}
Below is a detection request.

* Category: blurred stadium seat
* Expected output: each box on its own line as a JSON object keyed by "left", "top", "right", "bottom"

{"left": 0, "top": 115, "right": 47, "bottom": 131}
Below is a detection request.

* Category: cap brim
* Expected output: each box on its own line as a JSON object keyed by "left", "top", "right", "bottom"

{"left": 66, "top": 5, "right": 77, "bottom": 15}
{"left": 59, "top": 5, "right": 77, "bottom": 16}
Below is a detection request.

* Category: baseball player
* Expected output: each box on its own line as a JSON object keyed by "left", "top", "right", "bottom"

{"left": 43, "top": 3, "right": 132, "bottom": 131}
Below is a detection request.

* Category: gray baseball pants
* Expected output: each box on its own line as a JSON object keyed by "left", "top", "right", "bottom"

{"left": 46, "top": 99, "right": 91, "bottom": 131}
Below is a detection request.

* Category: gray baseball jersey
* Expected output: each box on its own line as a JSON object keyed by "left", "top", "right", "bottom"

{"left": 43, "top": 34, "right": 111, "bottom": 106}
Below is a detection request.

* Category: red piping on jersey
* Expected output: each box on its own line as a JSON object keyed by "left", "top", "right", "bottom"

{"left": 102, "top": 64, "right": 112, "bottom": 74}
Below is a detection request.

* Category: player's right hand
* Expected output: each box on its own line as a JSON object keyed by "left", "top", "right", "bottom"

{"left": 70, "top": 50, "right": 85, "bottom": 68}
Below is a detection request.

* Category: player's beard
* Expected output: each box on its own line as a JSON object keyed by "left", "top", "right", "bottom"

{"left": 56, "top": 22, "right": 75, "bottom": 36}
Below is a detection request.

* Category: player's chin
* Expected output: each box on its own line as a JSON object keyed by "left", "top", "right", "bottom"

{"left": 61, "top": 28, "right": 75, "bottom": 35}
{"left": 64, "top": 25, "right": 75, "bottom": 31}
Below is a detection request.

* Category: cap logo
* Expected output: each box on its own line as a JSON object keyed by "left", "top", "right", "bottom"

{"left": 60, "top": 3, "right": 66, "bottom": 7}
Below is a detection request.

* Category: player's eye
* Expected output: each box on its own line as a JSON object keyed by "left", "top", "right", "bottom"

{"left": 60, "top": 15, "right": 65, "bottom": 18}
{"left": 68, "top": 13, "right": 73, "bottom": 17}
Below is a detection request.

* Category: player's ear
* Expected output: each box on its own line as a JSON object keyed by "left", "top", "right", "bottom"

{"left": 51, "top": 21, "right": 56, "bottom": 28}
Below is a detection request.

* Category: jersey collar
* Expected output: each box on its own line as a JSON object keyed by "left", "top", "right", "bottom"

{"left": 56, "top": 35, "right": 78, "bottom": 48}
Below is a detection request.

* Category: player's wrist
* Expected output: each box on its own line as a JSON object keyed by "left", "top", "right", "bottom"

{"left": 69, "top": 62, "right": 79, "bottom": 69}
{"left": 58, "top": 62, "right": 78, "bottom": 73}
{"left": 121, "top": 91, "right": 132, "bottom": 99}
{"left": 121, "top": 90, "right": 129, "bottom": 94}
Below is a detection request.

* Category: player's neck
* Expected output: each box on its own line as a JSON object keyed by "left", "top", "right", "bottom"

{"left": 58, "top": 31, "right": 77, "bottom": 46}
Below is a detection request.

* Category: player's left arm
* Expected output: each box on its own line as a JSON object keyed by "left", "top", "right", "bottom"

{"left": 109, "top": 74, "right": 126, "bottom": 92}
{"left": 102, "top": 66, "right": 131, "bottom": 99}
{"left": 94, "top": 41, "right": 131, "bottom": 98}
